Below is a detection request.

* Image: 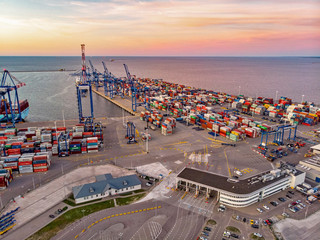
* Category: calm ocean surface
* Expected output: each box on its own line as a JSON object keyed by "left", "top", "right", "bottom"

{"left": 0, "top": 56, "right": 319, "bottom": 122}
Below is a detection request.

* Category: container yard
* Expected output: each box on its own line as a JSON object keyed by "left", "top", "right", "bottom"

{"left": 0, "top": 45, "right": 320, "bottom": 239}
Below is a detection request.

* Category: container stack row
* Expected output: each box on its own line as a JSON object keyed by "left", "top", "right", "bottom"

{"left": 130, "top": 78, "right": 320, "bottom": 127}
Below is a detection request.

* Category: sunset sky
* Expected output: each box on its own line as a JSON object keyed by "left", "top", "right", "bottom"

{"left": 0, "top": 0, "right": 319, "bottom": 56}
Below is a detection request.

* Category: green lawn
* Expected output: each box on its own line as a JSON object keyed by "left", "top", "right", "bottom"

{"left": 63, "top": 197, "right": 103, "bottom": 207}
{"left": 226, "top": 226, "right": 241, "bottom": 233}
{"left": 26, "top": 200, "right": 114, "bottom": 240}
{"left": 133, "top": 189, "right": 145, "bottom": 193}
{"left": 116, "top": 193, "right": 146, "bottom": 206}
{"left": 207, "top": 219, "right": 217, "bottom": 225}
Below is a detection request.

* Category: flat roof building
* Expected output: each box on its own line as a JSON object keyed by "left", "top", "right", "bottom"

{"left": 176, "top": 165, "right": 305, "bottom": 208}
{"left": 296, "top": 155, "right": 320, "bottom": 183}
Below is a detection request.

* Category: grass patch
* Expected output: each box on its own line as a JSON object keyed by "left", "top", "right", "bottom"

{"left": 207, "top": 219, "right": 217, "bottom": 225}
{"left": 116, "top": 193, "right": 146, "bottom": 206}
{"left": 226, "top": 226, "right": 241, "bottom": 233}
{"left": 26, "top": 200, "right": 114, "bottom": 240}
{"left": 63, "top": 199, "right": 76, "bottom": 206}
{"left": 119, "top": 192, "right": 132, "bottom": 196}
{"left": 250, "top": 233, "right": 265, "bottom": 240}
{"left": 63, "top": 197, "right": 102, "bottom": 207}
{"left": 133, "top": 189, "right": 145, "bottom": 193}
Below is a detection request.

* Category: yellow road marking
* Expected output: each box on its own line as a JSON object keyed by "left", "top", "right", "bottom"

{"left": 127, "top": 212, "right": 131, "bottom": 214}
{"left": 82, "top": 229, "right": 85, "bottom": 233}
{"left": 103, "top": 217, "right": 107, "bottom": 220}
{"left": 139, "top": 210, "right": 142, "bottom": 212}
{"left": 111, "top": 215, "right": 114, "bottom": 217}
{"left": 119, "top": 213, "right": 123, "bottom": 216}
{"left": 75, "top": 235, "right": 79, "bottom": 239}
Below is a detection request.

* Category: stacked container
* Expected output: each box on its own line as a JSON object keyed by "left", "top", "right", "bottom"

{"left": 87, "top": 137, "right": 98, "bottom": 153}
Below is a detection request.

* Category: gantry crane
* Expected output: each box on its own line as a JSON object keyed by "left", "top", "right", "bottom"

{"left": 76, "top": 44, "right": 94, "bottom": 124}
{"left": 0, "top": 70, "right": 26, "bottom": 127}
{"left": 123, "top": 64, "right": 150, "bottom": 112}
{"left": 88, "top": 59, "right": 101, "bottom": 90}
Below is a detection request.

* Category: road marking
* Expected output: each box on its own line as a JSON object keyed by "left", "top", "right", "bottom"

{"left": 75, "top": 206, "right": 162, "bottom": 239}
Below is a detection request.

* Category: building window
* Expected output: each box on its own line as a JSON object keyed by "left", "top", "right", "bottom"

{"left": 96, "top": 195, "right": 98, "bottom": 197}
{"left": 126, "top": 188, "right": 128, "bottom": 190}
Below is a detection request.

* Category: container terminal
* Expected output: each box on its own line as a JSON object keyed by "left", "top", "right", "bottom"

{"left": 0, "top": 45, "right": 319, "bottom": 239}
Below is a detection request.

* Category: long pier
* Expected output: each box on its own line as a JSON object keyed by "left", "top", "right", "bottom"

{"left": 92, "top": 89, "right": 138, "bottom": 116}
{"left": 10, "top": 70, "right": 76, "bottom": 73}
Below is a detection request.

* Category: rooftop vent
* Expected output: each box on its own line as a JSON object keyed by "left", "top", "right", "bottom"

{"left": 123, "top": 180, "right": 128, "bottom": 186}
{"left": 89, "top": 187, "right": 95, "bottom": 193}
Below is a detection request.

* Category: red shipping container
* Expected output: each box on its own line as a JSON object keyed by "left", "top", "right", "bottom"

{"left": 33, "top": 168, "right": 48, "bottom": 172}
{"left": 19, "top": 161, "right": 33, "bottom": 166}
{"left": 8, "top": 149, "right": 21, "bottom": 155}
{"left": 33, "top": 163, "right": 47, "bottom": 167}
{"left": 33, "top": 155, "right": 48, "bottom": 161}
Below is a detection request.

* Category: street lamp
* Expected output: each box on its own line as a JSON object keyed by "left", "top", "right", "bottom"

{"left": 238, "top": 86, "right": 241, "bottom": 96}
{"left": 301, "top": 95, "right": 305, "bottom": 103}
{"left": 145, "top": 121, "right": 149, "bottom": 154}
{"left": 275, "top": 91, "right": 278, "bottom": 102}
{"left": 81, "top": 209, "right": 86, "bottom": 230}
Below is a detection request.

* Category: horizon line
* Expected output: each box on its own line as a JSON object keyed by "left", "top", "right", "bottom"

{"left": 0, "top": 55, "right": 319, "bottom": 58}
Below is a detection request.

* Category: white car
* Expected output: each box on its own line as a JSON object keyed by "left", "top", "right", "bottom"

{"left": 263, "top": 205, "right": 269, "bottom": 210}
{"left": 300, "top": 203, "right": 306, "bottom": 208}
{"left": 282, "top": 212, "right": 289, "bottom": 217}
{"left": 256, "top": 208, "right": 263, "bottom": 213}
{"left": 254, "top": 233, "right": 263, "bottom": 237}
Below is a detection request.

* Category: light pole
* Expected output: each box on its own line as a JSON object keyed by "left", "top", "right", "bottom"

{"left": 32, "top": 177, "right": 35, "bottom": 190}
{"left": 275, "top": 90, "right": 278, "bottom": 102}
{"left": 238, "top": 86, "right": 241, "bottom": 96}
{"left": 145, "top": 121, "right": 149, "bottom": 154}
{"left": 301, "top": 94, "right": 305, "bottom": 103}
{"left": 81, "top": 209, "right": 86, "bottom": 230}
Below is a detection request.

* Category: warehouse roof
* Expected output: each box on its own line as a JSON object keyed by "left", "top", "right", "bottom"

{"left": 177, "top": 168, "right": 291, "bottom": 194}
{"left": 72, "top": 174, "right": 141, "bottom": 199}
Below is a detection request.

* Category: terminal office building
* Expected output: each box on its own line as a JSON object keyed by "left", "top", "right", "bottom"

{"left": 176, "top": 166, "right": 305, "bottom": 208}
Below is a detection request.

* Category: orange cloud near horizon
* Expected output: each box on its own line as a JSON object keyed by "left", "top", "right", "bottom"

{"left": 0, "top": 0, "right": 319, "bottom": 56}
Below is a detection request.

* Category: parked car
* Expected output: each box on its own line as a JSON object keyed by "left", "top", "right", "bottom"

{"left": 278, "top": 197, "right": 286, "bottom": 202}
{"left": 218, "top": 205, "right": 226, "bottom": 212}
{"left": 202, "top": 231, "right": 209, "bottom": 236}
{"left": 256, "top": 208, "right": 263, "bottom": 213}
{"left": 296, "top": 200, "right": 301, "bottom": 203}
{"left": 204, "top": 227, "right": 211, "bottom": 232}
{"left": 289, "top": 207, "right": 296, "bottom": 213}
{"left": 231, "top": 233, "right": 239, "bottom": 238}
{"left": 286, "top": 194, "right": 292, "bottom": 199}
{"left": 146, "top": 181, "right": 153, "bottom": 187}
{"left": 282, "top": 212, "right": 289, "bottom": 217}
{"left": 270, "top": 201, "right": 278, "bottom": 206}
{"left": 288, "top": 190, "right": 294, "bottom": 195}
{"left": 297, "top": 204, "right": 303, "bottom": 210}
{"left": 251, "top": 224, "right": 259, "bottom": 229}
{"left": 294, "top": 206, "right": 300, "bottom": 212}
{"left": 300, "top": 203, "right": 306, "bottom": 208}
{"left": 242, "top": 217, "right": 246, "bottom": 223}
{"left": 49, "top": 214, "right": 55, "bottom": 218}
{"left": 254, "top": 233, "right": 263, "bottom": 237}
{"left": 200, "top": 237, "right": 207, "bottom": 240}
{"left": 263, "top": 205, "right": 269, "bottom": 210}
